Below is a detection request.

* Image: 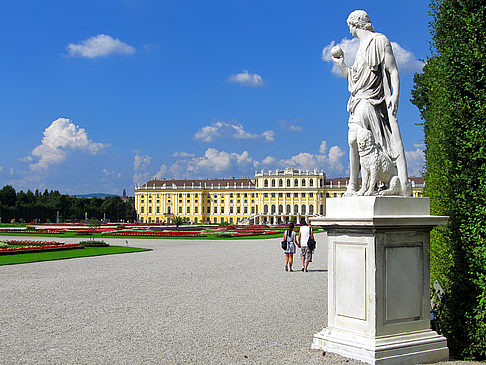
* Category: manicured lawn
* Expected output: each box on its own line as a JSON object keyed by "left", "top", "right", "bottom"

{"left": 0, "top": 246, "right": 152, "bottom": 266}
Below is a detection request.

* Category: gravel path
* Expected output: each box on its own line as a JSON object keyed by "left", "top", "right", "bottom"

{"left": 0, "top": 234, "right": 480, "bottom": 364}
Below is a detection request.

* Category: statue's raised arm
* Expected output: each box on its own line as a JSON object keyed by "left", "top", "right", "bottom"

{"left": 336, "top": 10, "right": 412, "bottom": 197}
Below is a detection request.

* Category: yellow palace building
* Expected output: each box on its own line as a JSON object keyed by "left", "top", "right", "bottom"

{"left": 134, "top": 167, "right": 424, "bottom": 225}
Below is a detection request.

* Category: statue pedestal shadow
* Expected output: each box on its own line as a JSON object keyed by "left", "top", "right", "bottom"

{"left": 310, "top": 197, "right": 449, "bottom": 364}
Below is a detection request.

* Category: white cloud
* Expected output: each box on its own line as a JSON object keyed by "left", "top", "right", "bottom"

{"left": 277, "top": 120, "right": 303, "bottom": 132}
{"left": 133, "top": 153, "right": 152, "bottom": 185}
{"left": 227, "top": 70, "right": 264, "bottom": 87}
{"left": 66, "top": 34, "right": 135, "bottom": 58}
{"left": 154, "top": 164, "right": 168, "bottom": 179}
{"left": 29, "top": 118, "right": 108, "bottom": 170}
{"left": 261, "top": 130, "right": 275, "bottom": 142}
{"left": 322, "top": 37, "right": 424, "bottom": 76}
{"left": 406, "top": 144, "right": 425, "bottom": 177}
{"left": 194, "top": 121, "right": 274, "bottom": 143}
{"left": 172, "top": 151, "right": 195, "bottom": 158}
{"left": 102, "top": 168, "right": 121, "bottom": 181}
{"left": 278, "top": 141, "right": 345, "bottom": 174}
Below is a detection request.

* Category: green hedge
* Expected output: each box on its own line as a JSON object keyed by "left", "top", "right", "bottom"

{"left": 411, "top": 0, "right": 486, "bottom": 359}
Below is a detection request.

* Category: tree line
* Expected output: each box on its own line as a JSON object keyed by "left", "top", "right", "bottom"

{"left": 0, "top": 185, "right": 136, "bottom": 223}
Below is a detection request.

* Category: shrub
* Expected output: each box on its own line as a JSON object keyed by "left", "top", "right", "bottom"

{"left": 78, "top": 240, "right": 109, "bottom": 247}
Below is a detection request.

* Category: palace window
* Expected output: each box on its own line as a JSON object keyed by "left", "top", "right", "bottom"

{"left": 187, "top": 207, "right": 190, "bottom": 213}
{"left": 149, "top": 207, "right": 152, "bottom": 213}
{"left": 221, "top": 207, "right": 224, "bottom": 214}
{"left": 230, "top": 207, "right": 234, "bottom": 213}
{"left": 302, "top": 193, "right": 306, "bottom": 197}
{"left": 301, "top": 204, "right": 306, "bottom": 214}
{"left": 244, "top": 207, "right": 248, "bottom": 214}
{"left": 264, "top": 193, "right": 268, "bottom": 198}
{"left": 294, "top": 204, "right": 298, "bottom": 214}
{"left": 310, "top": 179, "right": 314, "bottom": 187}
{"left": 264, "top": 179, "right": 268, "bottom": 187}
{"left": 271, "top": 193, "right": 276, "bottom": 198}
{"left": 187, "top": 193, "right": 190, "bottom": 197}
{"left": 237, "top": 207, "right": 240, "bottom": 214}
{"left": 286, "top": 179, "right": 291, "bottom": 187}
{"left": 309, "top": 205, "right": 314, "bottom": 214}
{"left": 264, "top": 205, "right": 269, "bottom": 214}
{"left": 141, "top": 207, "right": 144, "bottom": 213}
{"left": 279, "top": 179, "right": 283, "bottom": 187}
{"left": 179, "top": 207, "right": 182, "bottom": 213}
{"left": 214, "top": 207, "right": 217, "bottom": 213}
{"left": 271, "top": 179, "right": 276, "bottom": 187}
{"left": 271, "top": 205, "right": 276, "bottom": 214}
{"left": 286, "top": 204, "right": 291, "bottom": 213}
{"left": 195, "top": 207, "right": 198, "bottom": 213}
{"left": 278, "top": 205, "right": 283, "bottom": 213}
{"left": 286, "top": 193, "right": 291, "bottom": 198}
{"left": 302, "top": 179, "right": 306, "bottom": 187}
{"left": 251, "top": 207, "right": 255, "bottom": 214}
{"left": 294, "top": 193, "right": 298, "bottom": 197}
{"left": 278, "top": 193, "right": 283, "bottom": 198}
{"left": 156, "top": 207, "right": 160, "bottom": 213}
{"left": 294, "top": 179, "right": 298, "bottom": 187}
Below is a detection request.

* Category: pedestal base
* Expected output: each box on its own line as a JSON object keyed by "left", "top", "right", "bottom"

{"left": 310, "top": 197, "right": 449, "bottom": 365}
{"left": 312, "top": 328, "right": 448, "bottom": 365}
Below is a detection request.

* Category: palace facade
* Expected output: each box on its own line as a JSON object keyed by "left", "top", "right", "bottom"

{"left": 134, "top": 167, "right": 424, "bottom": 225}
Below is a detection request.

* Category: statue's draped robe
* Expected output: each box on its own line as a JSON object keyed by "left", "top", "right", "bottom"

{"left": 347, "top": 33, "right": 397, "bottom": 160}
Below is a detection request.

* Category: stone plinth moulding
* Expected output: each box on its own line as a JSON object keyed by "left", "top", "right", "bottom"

{"left": 310, "top": 197, "right": 449, "bottom": 365}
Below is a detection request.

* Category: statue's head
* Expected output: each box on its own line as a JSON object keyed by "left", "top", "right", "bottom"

{"left": 347, "top": 10, "right": 374, "bottom": 32}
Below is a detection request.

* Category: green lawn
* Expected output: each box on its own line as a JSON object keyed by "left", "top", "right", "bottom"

{"left": 0, "top": 246, "right": 152, "bottom": 266}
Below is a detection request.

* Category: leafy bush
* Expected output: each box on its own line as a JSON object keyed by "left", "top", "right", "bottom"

{"left": 78, "top": 240, "right": 109, "bottom": 247}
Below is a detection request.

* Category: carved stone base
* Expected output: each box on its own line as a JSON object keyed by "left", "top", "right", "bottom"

{"left": 310, "top": 197, "right": 449, "bottom": 365}
{"left": 312, "top": 328, "right": 448, "bottom": 365}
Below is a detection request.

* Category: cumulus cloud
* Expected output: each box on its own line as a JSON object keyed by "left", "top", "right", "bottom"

{"left": 322, "top": 37, "right": 424, "bottom": 76}
{"left": 227, "top": 70, "right": 264, "bottom": 87}
{"left": 133, "top": 153, "right": 152, "bottom": 185}
{"left": 277, "top": 120, "right": 303, "bottom": 132}
{"left": 154, "top": 164, "right": 168, "bottom": 179}
{"left": 194, "top": 121, "right": 274, "bottom": 143}
{"left": 29, "top": 118, "right": 108, "bottom": 170}
{"left": 406, "top": 143, "right": 425, "bottom": 177}
{"left": 278, "top": 141, "right": 345, "bottom": 174}
{"left": 66, "top": 34, "right": 135, "bottom": 58}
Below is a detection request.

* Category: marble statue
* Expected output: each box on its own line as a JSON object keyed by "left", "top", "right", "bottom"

{"left": 331, "top": 10, "right": 412, "bottom": 196}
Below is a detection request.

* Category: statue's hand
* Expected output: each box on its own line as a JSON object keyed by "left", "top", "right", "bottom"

{"left": 388, "top": 94, "right": 399, "bottom": 116}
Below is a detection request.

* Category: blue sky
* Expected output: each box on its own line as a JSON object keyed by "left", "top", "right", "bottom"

{"left": 0, "top": 0, "right": 431, "bottom": 195}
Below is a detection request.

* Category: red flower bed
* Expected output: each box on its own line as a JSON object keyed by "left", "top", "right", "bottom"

{"left": 0, "top": 243, "right": 78, "bottom": 253}
{"left": 102, "top": 230, "right": 201, "bottom": 237}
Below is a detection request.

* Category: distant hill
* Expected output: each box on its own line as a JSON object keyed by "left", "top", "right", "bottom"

{"left": 73, "top": 193, "right": 117, "bottom": 198}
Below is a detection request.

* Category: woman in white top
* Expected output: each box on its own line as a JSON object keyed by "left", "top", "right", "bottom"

{"left": 283, "top": 222, "right": 298, "bottom": 272}
{"left": 298, "top": 220, "right": 314, "bottom": 272}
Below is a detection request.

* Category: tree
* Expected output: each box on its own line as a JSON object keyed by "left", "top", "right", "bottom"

{"left": 411, "top": 0, "right": 486, "bottom": 359}
{"left": 87, "top": 217, "right": 101, "bottom": 241}
{"left": 171, "top": 216, "right": 185, "bottom": 227}
{"left": 0, "top": 185, "right": 16, "bottom": 206}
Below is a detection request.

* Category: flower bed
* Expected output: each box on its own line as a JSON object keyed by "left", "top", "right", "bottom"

{"left": 0, "top": 241, "right": 79, "bottom": 255}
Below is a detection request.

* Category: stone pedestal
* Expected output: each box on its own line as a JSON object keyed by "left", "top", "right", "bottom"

{"left": 310, "top": 197, "right": 449, "bottom": 365}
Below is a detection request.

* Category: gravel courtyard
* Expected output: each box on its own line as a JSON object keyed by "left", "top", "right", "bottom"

{"left": 0, "top": 234, "right": 478, "bottom": 365}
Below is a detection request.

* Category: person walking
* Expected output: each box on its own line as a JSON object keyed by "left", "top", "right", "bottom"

{"left": 299, "top": 220, "right": 314, "bottom": 272}
{"left": 283, "top": 222, "right": 298, "bottom": 272}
